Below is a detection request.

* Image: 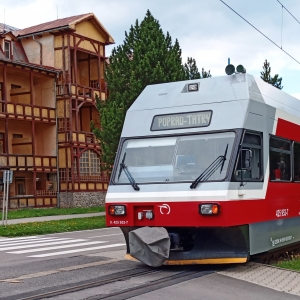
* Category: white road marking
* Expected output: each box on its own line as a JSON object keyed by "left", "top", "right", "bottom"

{"left": 28, "top": 244, "right": 126, "bottom": 257}
{"left": 87, "top": 233, "right": 123, "bottom": 238}
{"left": 0, "top": 237, "right": 74, "bottom": 247}
{"left": 45, "top": 227, "right": 120, "bottom": 236}
{"left": 0, "top": 236, "right": 39, "bottom": 242}
{"left": 8, "top": 241, "right": 107, "bottom": 254}
{"left": 0, "top": 239, "right": 87, "bottom": 251}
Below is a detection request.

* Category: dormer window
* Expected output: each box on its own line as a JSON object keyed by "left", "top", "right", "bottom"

{"left": 4, "top": 41, "right": 10, "bottom": 59}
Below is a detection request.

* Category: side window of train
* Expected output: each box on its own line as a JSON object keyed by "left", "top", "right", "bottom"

{"left": 269, "top": 136, "right": 291, "bottom": 181}
{"left": 235, "top": 132, "right": 262, "bottom": 181}
{"left": 293, "top": 142, "right": 300, "bottom": 181}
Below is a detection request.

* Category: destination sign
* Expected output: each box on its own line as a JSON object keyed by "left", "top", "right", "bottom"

{"left": 151, "top": 110, "right": 212, "bottom": 131}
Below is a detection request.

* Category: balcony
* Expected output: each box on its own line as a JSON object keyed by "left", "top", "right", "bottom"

{"left": 0, "top": 154, "right": 57, "bottom": 171}
{"left": 58, "top": 132, "right": 99, "bottom": 145}
{"left": 36, "top": 190, "right": 57, "bottom": 196}
{"left": 56, "top": 82, "right": 106, "bottom": 101}
{"left": 0, "top": 101, "right": 56, "bottom": 123}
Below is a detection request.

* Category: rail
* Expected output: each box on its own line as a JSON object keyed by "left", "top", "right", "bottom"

{"left": 0, "top": 100, "right": 56, "bottom": 121}
{"left": 57, "top": 131, "right": 98, "bottom": 144}
{"left": 36, "top": 190, "right": 57, "bottom": 196}
{"left": 0, "top": 154, "right": 57, "bottom": 170}
{"left": 56, "top": 82, "right": 106, "bottom": 100}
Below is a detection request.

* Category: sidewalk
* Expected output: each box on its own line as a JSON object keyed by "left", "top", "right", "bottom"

{"left": 3, "top": 212, "right": 106, "bottom": 225}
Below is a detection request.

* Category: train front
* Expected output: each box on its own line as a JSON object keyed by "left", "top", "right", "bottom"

{"left": 106, "top": 75, "right": 254, "bottom": 266}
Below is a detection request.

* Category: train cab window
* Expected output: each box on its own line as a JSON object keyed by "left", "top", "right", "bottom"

{"left": 269, "top": 136, "right": 291, "bottom": 181}
{"left": 235, "top": 132, "right": 262, "bottom": 181}
{"left": 293, "top": 142, "right": 300, "bottom": 181}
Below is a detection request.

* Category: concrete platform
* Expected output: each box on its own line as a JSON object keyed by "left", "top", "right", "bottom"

{"left": 219, "top": 262, "right": 300, "bottom": 296}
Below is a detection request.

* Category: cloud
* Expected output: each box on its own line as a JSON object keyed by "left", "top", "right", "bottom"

{"left": 0, "top": 0, "right": 299, "bottom": 95}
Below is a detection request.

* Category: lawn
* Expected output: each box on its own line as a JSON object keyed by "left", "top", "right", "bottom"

{"left": 272, "top": 255, "right": 300, "bottom": 272}
{"left": 0, "top": 216, "right": 106, "bottom": 237}
{"left": 6, "top": 206, "right": 105, "bottom": 219}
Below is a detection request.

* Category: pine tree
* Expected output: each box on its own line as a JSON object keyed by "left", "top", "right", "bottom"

{"left": 92, "top": 10, "right": 208, "bottom": 171}
{"left": 260, "top": 59, "right": 283, "bottom": 90}
{"left": 184, "top": 57, "right": 211, "bottom": 79}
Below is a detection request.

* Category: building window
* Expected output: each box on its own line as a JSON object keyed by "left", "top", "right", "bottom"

{"left": 15, "top": 178, "right": 26, "bottom": 195}
{"left": 13, "top": 134, "right": 23, "bottom": 139}
{"left": 270, "top": 136, "right": 291, "bottom": 181}
{"left": 90, "top": 80, "right": 99, "bottom": 88}
{"left": 79, "top": 150, "right": 101, "bottom": 176}
{"left": 11, "top": 84, "right": 21, "bottom": 89}
{"left": 4, "top": 41, "right": 10, "bottom": 59}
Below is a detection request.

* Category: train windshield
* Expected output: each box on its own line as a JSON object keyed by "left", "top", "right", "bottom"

{"left": 114, "top": 132, "right": 235, "bottom": 184}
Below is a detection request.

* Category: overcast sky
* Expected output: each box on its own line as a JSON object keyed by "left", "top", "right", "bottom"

{"left": 1, "top": 0, "right": 300, "bottom": 98}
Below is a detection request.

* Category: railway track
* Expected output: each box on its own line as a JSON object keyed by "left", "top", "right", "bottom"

{"left": 5, "top": 266, "right": 215, "bottom": 300}
{"left": 251, "top": 242, "right": 300, "bottom": 265}
{"left": 5, "top": 244, "right": 300, "bottom": 300}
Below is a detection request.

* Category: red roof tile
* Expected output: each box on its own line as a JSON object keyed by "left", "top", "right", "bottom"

{"left": 13, "top": 13, "right": 114, "bottom": 44}
{"left": 13, "top": 13, "right": 92, "bottom": 37}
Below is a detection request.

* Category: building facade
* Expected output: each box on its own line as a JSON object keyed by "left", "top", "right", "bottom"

{"left": 0, "top": 14, "right": 114, "bottom": 208}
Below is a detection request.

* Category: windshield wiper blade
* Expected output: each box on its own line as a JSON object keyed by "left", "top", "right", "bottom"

{"left": 118, "top": 153, "right": 140, "bottom": 191}
{"left": 220, "top": 144, "right": 228, "bottom": 173}
{"left": 118, "top": 153, "right": 126, "bottom": 181}
{"left": 190, "top": 144, "right": 229, "bottom": 189}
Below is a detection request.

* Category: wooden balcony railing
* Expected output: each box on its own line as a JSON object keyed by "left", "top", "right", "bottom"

{"left": 73, "top": 132, "right": 97, "bottom": 144}
{"left": 0, "top": 101, "right": 56, "bottom": 122}
{"left": 36, "top": 190, "right": 57, "bottom": 196}
{"left": 56, "top": 83, "right": 106, "bottom": 101}
{"left": 58, "top": 132, "right": 99, "bottom": 144}
{"left": 0, "top": 155, "right": 57, "bottom": 170}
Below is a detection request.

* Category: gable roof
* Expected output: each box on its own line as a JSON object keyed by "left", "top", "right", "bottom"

{"left": 13, "top": 13, "right": 114, "bottom": 44}
{"left": 0, "top": 23, "right": 19, "bottom": 34}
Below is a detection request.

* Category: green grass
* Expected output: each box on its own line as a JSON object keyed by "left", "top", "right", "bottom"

{"left": 7, "top": 206, "right": 105, "bottom": 219}
{"left": 273, "top": 258, "right": 300, "bottom": 272}
{"left": 0, "top": 216, "right": 106, "bottom": 237}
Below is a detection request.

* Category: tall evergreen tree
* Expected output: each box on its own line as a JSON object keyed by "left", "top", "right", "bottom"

{"left": 184, "top": 57, "right": 211, "bottom": 79}
{"left": 260, "top": 59, "right": 283, "bottom": 90}
{"left": 92, "top": 10, "right": 208, "bottom": 171}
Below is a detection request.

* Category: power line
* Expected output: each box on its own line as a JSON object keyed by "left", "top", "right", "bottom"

{"left": 220, "top": 0, "right": 300, "bottom": 65}
{"left": 277, "top": 0, "right": 300, "bottom": 26}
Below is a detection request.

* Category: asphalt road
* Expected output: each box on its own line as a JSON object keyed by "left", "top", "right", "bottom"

{"left": 0, "top": 228, "right": 299, "bottom": 300}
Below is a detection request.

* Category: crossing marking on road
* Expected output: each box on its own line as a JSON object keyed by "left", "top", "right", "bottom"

{"left": 8, "top": 241, "right": 107, "bottom": 254}
{"left": 87, "top": 233, "right": 123, "bottom": 238}
{"left": 0, "top": 237, "right": 74, "bottom": 247}
{"left": 28, "top": 243, "right": 126, "bottom": 257}
{"left": 0, "top": 238, "right": 87, "bottom": 251}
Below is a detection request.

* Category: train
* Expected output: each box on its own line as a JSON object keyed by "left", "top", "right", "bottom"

{"left": 105, "top": 65, "right": 300, "bottom": 266}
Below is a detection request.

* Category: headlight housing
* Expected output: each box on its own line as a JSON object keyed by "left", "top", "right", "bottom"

{"left": 199, "top": 203, "right": 220, "bottom": 215}
{"left": 108, "top": 205, "right": 126, "bottom": 216}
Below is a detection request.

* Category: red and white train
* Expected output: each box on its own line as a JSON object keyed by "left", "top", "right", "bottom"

{"left": 105, "top": 68, "right": 300, "bottom": 266}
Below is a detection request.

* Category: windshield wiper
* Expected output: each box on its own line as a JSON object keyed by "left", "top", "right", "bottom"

{"left": 118, "top": 153, "right": 140, "bottom": 191}
{"left": 190, "top": 144, "right": 229, "bottom": 189}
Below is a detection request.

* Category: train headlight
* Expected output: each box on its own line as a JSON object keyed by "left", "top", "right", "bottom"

{"left": 199, "top": 204, "right": 220, "bottom": 215}
{"left": 109, "top": 205, "right": 126, "bottom": 216}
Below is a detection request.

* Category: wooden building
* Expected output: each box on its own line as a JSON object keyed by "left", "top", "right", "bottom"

{"left": 0, "top": 13, "right": 114, "bottom": 208}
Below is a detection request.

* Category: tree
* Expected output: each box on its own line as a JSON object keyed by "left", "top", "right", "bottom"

{"left": 184, "top": 57, "right": 211, "bottom": 79}
{"left": 260, "top": 59, "right": 283, "bottom": 90}
{"left": 92, "top": 10, "right": 209, "bottom": 171}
